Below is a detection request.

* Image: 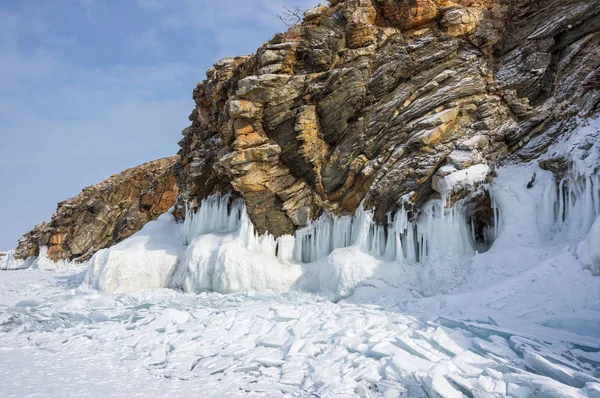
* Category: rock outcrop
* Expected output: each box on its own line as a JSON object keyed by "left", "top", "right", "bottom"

{"left": 14, "top": 157, "right": 179, "bottom": 263}
{"left": 176, "top": 0, "right": 600, "bottom": 237}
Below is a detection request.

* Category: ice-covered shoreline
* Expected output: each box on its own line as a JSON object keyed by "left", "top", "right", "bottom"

{"left": 1, "top": 119, "right": 599, "bottom": 397}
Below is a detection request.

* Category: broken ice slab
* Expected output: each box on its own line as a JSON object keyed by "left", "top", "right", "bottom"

{"left": 393, "top": 333, "right": 450, "bottom": 363}
{"left": 253, "top": 357, "right": 286, "bottom": 367}
{"left": 504, "top": 372, "right": 588, "bottom": 398}
{"left": 586, "top": 382, "right": 600, "bottom": 398}
{"left": 451, "top": 351, "right": 498, "bottom": 376}
{"left": 270, "top": 306, "right": 301, "bottom": 321}
{"left": 259, "top": 323, "right": 292, "bottom": 348}
{"left": 368, "top": 341, "right": 404, "bottom": 359}
{"left": 471, "top": 337, "right": 520, "bottom": 364}
{"left": 280, "top": 359, "right": 308, "bottom": 386}
{"left": 572, "top": 349, "right": 600, "bottom": 368}
{"left": 416, "top": 364, "right": 465, "bottom": 398}
{"left": 437, "top": 316, "right": 600, "bottom": 351}
{"left": 417, "top": 326, "right": 473, "bottom": 357}
{"left": 191, "top": 355, "right": 233, "bottom": 375}
{"left": 512, "top": 336, "right": 592, "bottom": 373}
{"left": 523, "top": 349, "right": 599, "bottom": 388}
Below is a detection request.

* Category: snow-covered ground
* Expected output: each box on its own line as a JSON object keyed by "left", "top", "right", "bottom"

{"left": 2, "top": 266, "right": 600, "bottom": 398}
{"left": 1, "top": 118, "right": 599, "bottom": 397}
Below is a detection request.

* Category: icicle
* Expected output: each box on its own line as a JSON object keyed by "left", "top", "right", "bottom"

{"left": 276, "top": 236, "right": 296, "bottom": 262}
{"left": 545, "top": 169, "right": 600, "bottom": 240}
{"left": 492, "top": 195, "right": 498, "bottom": 240}
{"left": 0, "top": 250, "right": 32, "bottom": 270}
{"left": 180, "top": 193, "right": 483, "bottom": 268}
{"left": 180, "top": 194, "right": 244, "bottom": 245}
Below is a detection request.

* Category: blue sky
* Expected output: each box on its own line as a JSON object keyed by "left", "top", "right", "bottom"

{"left": 0, "top": 0, "right": 321, "bottom": 251}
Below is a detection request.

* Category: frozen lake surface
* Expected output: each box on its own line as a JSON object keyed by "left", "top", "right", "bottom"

{"left": 2, "top": 268, "right": 600, "bottom": 397}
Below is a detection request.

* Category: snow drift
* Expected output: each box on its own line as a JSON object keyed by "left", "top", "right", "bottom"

{"left": 83, "top": 213, "right": 184, "bottom": 294}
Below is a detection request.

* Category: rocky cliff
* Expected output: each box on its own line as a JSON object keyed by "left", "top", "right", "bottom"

{"left": 14, "top": 157, "right": 179, "bottom": 263}
{"left": 176, "top": 0, "right": 600, "bottom": 237}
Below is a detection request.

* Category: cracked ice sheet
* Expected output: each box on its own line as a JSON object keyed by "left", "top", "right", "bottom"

{"left": 2, "top": 269, "right": 600, "bottom": 397}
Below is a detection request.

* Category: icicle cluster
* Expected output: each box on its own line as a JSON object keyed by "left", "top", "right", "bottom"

{"left": 181, "top": 194, "right": 488, "bottom": 266}
{"left": 295, "top": 200, "right": 478, "bottom": 264}
{"left": 180, "top": 195, "right": 295, "bottom": 262}
{"left": 541, "top": 171, "right": 600, "bottom": 240}
{"left": 179, "top": 194, "right": 244, "bottom": 245}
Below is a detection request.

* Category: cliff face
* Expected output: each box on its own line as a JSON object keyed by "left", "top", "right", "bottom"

{"left": 14, "top": 157, "right": 179, "bottom": 263}
{"left": 176, "top": 0, "right": 600, "bottom": 237}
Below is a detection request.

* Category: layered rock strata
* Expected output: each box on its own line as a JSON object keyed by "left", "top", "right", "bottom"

{"left": 176, "top": 0, "right": 600, "bottom": 237}
{"left": 14, "top": 157, "right": 179, "bottom": 263}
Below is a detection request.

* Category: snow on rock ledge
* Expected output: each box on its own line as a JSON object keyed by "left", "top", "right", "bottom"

{"left": 83, "top": 214, "right": 184, "bottom": 294}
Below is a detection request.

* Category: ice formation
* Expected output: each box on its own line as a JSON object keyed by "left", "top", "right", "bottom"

{"left": 180, "top": 191, "right": 487, "bottom": 268}
{"left": 167, "top": 188, "right": 492, "bottom": 299}
{"left": 178, "top": 194, "right": 244, "bottom": 245}
{"left": 3, "top": 122, "right": 600, "bottom": 398}
{"left": 5, "top": 116, "right": 594, "bottom": 303}
{"left": 0, "top": 250, "right": 32, "bottom": 270}
{"left": 579, "top": 215, "right": 600, "bottom": 275}
{"left": 540, "top": 117, "right": 600, "bottom": 240}
{"left": 84, "top": 213, "right": 185, "bottom": 294}
{"left": 0, "top": 247, "right": 81, "bottom": 271}
{"left": 34, "top": 246, "right": 80, "bottom": 271}
{"left": 81, "top": 115, "right": 599, "bottom": 297}
{"left": 540, "top": 171, "right": 600, "bottom": 240}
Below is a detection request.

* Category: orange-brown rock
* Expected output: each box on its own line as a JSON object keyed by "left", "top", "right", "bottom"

{"left": 377, "top": 0, "right": 457, "bottom": 31}
{"left": 14, "top": 157, "right": 179, "bottom": 263}
{"left": 176, "top": 0, "right": 600, "bottom": 236}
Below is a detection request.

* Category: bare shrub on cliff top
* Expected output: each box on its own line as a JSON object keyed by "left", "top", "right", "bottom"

{"left": 278, "top": 5, "right": 304, "bottom": 27}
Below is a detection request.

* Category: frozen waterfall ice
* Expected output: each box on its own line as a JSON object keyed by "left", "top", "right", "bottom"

{"left": 541, "top": 172, "right": 600, "bottom": 240}
{"left": 178, "top": 192, "right": 487, "bottom": 268}
{"left": 167, "top": 190, "right": 496, "bottom": 298}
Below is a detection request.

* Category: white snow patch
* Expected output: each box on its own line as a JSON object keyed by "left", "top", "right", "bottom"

{"left": 437, "top": 163, "right": 490, "bottom": 201}
{"left": 83, "top": 213, "right": 184, "bottom": 294}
